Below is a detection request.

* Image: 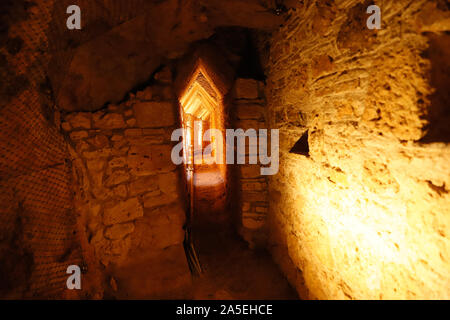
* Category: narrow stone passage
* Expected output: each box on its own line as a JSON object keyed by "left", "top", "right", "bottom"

{"left": 2, "top": 0, "right": 449, "bottom": 300}
{"left": 188, "top": 165, "right": 296, "bottom": 299}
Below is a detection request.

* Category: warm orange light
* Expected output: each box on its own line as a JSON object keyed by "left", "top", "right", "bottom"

{"left": 197, "top": 121, "right": 202, "bottom": 148}
{"left": 179, "top": 60, "right": 226, "bottom": 185}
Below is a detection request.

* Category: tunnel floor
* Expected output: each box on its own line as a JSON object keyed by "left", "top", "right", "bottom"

{"left": 190, "top": 226, "right": 298, "bottom": 300}
{"left": 193, "top": 164, "right": 227, "bottom": 226}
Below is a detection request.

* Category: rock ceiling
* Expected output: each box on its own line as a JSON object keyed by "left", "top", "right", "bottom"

{"left": 49, "top": 0, "right": 291, "bottom": 112}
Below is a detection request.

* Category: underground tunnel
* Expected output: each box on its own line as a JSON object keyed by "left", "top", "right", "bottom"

{"left": 0, "top": 0, "right": 449, "bottom": 301}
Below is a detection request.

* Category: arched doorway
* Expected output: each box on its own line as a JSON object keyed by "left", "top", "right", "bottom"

{"left": 179, "top": 61, "right": 228, "bottom": 227}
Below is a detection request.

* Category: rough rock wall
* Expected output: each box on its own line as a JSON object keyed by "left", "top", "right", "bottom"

{"left": 62, "top": 68, "right": 191, "bottom": 297}
{"left": 231, "top": 79, "right": 270, "bottom": 248}
{"left": 0, "top": 0, "right": 84, "bottom": 298}
{"left": 265, "top": 0, "right": 450, "bottom": 299}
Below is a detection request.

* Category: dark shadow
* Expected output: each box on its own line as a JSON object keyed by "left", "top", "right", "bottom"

{"left": 289, "top": 130, "right": 310, "bottom": 156}
{"left": 419, "top": 32, "right": 450, "bottom": 143}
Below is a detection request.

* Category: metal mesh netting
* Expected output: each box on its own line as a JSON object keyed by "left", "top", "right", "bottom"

{"left": 0, "top": 164, "right": 82, "bottom": 298}
{"left": 0, "top": 0, "right": 79, "bottom": 299}
{"left": 0, "top": 0, "right": 158, "bottom": 298}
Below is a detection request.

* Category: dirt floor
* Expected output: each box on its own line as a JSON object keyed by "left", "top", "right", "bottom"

{"left": 190, "top": 225, "right": 298, "bottom": 300}
{"left": 107, "top": 225, "right": 297, "bottom": 300}
{"left": 188, "top": 164, "right": 297, "bottom": 300}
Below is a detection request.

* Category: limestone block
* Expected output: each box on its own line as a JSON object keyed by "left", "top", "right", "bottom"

{"left": 144, "top": 190, "right": 161, "bottom": 198}
{"left": 109, "top": 157, "right": 127, "bottom": 169}
{"left": 148, "top": 205, "right": 185, "bottom": 249}
{"left": 109, "top": 236, "right": 132, "bottom": 257}
{"left": 90, "top": 203, "right": 102, "bottom": 217}
{"left": 143, "top": 191, "right": 178, "bottom": 209}
{"left": 234, "top": 120, "right": 264, "bottom": 130}
{"left": 91, "top": 229, "right": 106, "bottom": 246}
{"left": 143, "top": 128, "right": 165, "bottom": 136}
{"left": 66, "top": 113, "right": 91, "bottom": 129}
{"left": 87, "top": 135, "right": 109, "bottom": 149}
{"left": 108, "top": 104, "right": 121, "bottom": 112}
{"left": 83, "top": 148, "right": 112, "bottom": 159}
{"left": 241, "top": 180, "right": 266, "bottom": 191}
{"left": 111, "top": 134, "right": 125, "bottom": 142}
{"left": 113, "top": 184, "right": 127, "bottom": 198}
{"left": 126, "top": 135, "right": 164, "bottom": 146}
{"left": 132, "top": 204, "right": 185, "bottom": 249}
{"left": 113, "top": 138, "right": 128, "bottom": 150}
{"left": 234, "top": 79, "right": 260, "bottom": 99}
{"left": 70, "top": 131, "right": 88, "bottom": 140}
{"left": 93, "top": 188, "right": 114, "bottom": 201}
{"left": 242, "top": 191, "right": 268, "bottom": 202}
{"left": 112, "top": 146, "right": 130, "bottom": 157}
{"left": 103, "top": 197, "right": 143, "bottom": 225}
{"left": 125, "top": 128, "right": 143, "bottom": 137}
{"left": 136, "top": 87, "right": 153, "bottom": 100}
{"left": 84, "top": 202, "right": 102, "bottom": 235}
{"left": 240, "top": 165, "right": 261, "bottom": 178}
{"left": 255, "top": 206, "right": 268, "bottom": 213}
{"left": 128, "top": 145, "right": 175, "bottom": 176}
{"left": 105, "top": 222, "right": 135, "bottom": 240}
{"left": 61, "top": 122, "right": 71, "bottom": 131}
{"left": 93, "top": 113, "right": 125, "bottom": 129}
{"left": 242, "top": 213, "right": 265, "bottom": 230}
{"left": 86, "top": 160, "right": 105, "bottom": 188}
{"left": 133, "top": 102, "right": 175, "bottom": 128}
{"left": 76, "top": 141, "right": 90, "bottom": 153}
{"left": 127, "top": 118, "right": 137, "bottom": 127}
{"left": 236, "top": 104, "right": 265, "bottom": 120}
{"left": 129, "top": 175, "right": 159, "bottom": 196}
{"left": 158, "top": 171, "right": 178, "bottom": 194}
{"left": 105, "top": 170, "right": 130, "bottom": 187}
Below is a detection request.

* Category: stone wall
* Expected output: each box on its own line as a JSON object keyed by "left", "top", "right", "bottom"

{"left": 264, "top": 1, "right": 450, "bottom": 299}
{"left": 232, "top": 78, "right": 270, "bottom": 248}
{"left": 62, "top": 69, "right": 191, "bottom": 296}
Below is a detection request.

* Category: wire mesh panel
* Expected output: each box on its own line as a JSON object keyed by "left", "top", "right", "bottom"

{"left": 0, "top": 163, "right": 82, "bottom": 298}
{"left": 0, "top": 0, "right": 82, "bottom": 298}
